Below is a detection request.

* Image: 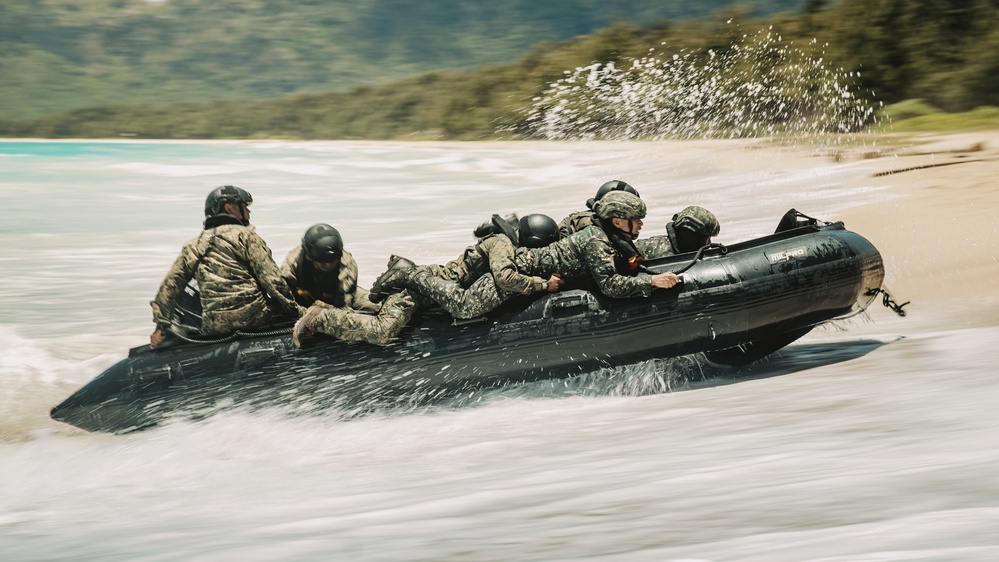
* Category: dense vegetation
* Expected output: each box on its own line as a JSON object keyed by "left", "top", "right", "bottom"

{"left": 0, "top": 0, "right": 805, "bottom": 119}
{"left": 3, "top": 0, "right": 999, "bottom": 139}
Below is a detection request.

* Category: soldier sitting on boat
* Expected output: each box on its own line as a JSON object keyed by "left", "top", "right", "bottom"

{"left": 559, "top": 179, "right": 720, "bottom": 259}
{"left": 517, "top": 191, "right": 681, "bottom": 298}
{"left": 149, "top": 185, "right": 304, "bottom": 347}
{"left": 288, "top": 223, "right": 415, "bottom": 348}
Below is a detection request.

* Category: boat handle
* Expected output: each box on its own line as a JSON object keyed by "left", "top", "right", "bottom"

{"left": 551, "top": 292, "right": 596, "bottom": 310}
{"left": 236, "top": 347, "right": 278, "bottom": 371}
{"left": 239, "top": 347, "right": 276, "bottom": 357}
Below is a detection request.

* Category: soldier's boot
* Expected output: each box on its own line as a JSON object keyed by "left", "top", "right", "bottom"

{"left": 367, "top": 291, "right": 416, "bottom": 345}
{"left": 369, "top": 254, "right": 416, "bottom": 303}
{"left": 293, "top": 304, "right": 326, "bottom": 348}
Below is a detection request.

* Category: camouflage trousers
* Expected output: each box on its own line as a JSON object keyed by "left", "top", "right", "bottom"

{"left": 406, "top": 267, "right": 505, "bottom": 319}
{"left": 635, "top": 235, "right": 677, "bottom": 261}
{"left": 203, "top": 299, "right": 284, "bottom": 335}
{"left": 311, "top": 292, "right": 414, "bottom": 346}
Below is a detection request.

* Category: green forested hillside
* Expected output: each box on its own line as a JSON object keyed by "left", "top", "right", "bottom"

{"left": 4, "top": 0, "right": 999, "bottom": 140}
{"left": 0, "top": 0, "right": 806, "bottom": 119}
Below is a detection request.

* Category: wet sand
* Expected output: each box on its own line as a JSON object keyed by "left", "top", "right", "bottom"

{"left": 552, "top": 131, "right": 999, "bottom": 332}
{"left": 820, "top": 132, "right": 999, "bottom": 330}
{"left": 534, "top": 131, "right": 999, "bottom": 331}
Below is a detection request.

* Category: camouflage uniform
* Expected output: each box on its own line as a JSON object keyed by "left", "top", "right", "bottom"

{"left": 285, "top": 244, "right": 413, "bottom": 346}
{"left": 304, "top": 291, "right": 415, "bottom": 346}
{"left": 559, "top": 179, "right": 638, "bottom": 239}
{"left": 406, "top": 233, "right": 549, "bottom": 319}
{"left": 637, "top": 206, "right": 720, "bottom": 259}
{"left": 557, "top": 210, "right": 595, "bottom": 240}
{"left": 151, "top": 219, "right": 303, "bottom": 335}
{"left": 405, "top": 269, "right": 506, "bottom": 320}
{"left": 281, "top": 246, "right": 378, "bottom": 312}
{"left": 635, "top": 232, "right": 679, "bottom": 260}
{"left": 517, "top": 224, "right": 653, "bottom": 299}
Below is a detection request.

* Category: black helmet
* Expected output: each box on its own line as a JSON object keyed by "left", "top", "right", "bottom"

{"left": 586, "top": 180, "right": 640, "bottom": 210}
{"left": 302, "top": 223, "right": 343, "bottom": 263}
{"left": 518, "top": 214, "right": 558, "bottom": 248}
{"left": 204, "top": 185, "right": 253, "bottom": 217}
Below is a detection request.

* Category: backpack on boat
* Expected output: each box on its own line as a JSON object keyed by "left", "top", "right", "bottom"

{"left": 472, "top": 214, "right": 520, "bottom": 245}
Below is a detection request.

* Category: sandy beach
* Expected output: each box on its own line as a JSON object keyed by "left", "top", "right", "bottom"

{"left": 786, "top": 132, "right": 999, "bottom": 331}
{"left": 834, "top": 132, "right": 999, "bottom": 328}
{"left": 602, "top": 131, "right": 999, "bottom": 331}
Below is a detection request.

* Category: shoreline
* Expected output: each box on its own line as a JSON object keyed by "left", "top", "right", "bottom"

{"left": 6, "top": 132, "right": 995, "bottom": 329}
{"left": 834, "top": 131, "right": 999, "bottom": 330}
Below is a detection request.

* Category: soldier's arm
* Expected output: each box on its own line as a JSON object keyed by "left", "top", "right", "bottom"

{"left": 279, "top": 246, "right": 300, "bottom": 291}
{"left": 339, "top": 250, "right": 360, "bottom": 299}
{"left": 244, "top": 231, "right": 306, "bottom": 316}
{"left": 150, "top": 240, "right": 201, "bottom": 340}
{"left": 486, "top": 237, "right": 548, "bottom": 295}
{"left": 581, "top": 235, "right": 654, "bottom": 299}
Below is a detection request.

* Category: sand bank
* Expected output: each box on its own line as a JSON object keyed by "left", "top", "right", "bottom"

{"left": 830, "top": 132, "right": 999, "bottom": 329}
{"left": 518, "top": 133, "right": 999, "bottom": 330}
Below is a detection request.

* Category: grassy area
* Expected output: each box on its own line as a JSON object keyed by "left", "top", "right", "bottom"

{"left": 875, "top": 100, "right": 999, "bottom": 133}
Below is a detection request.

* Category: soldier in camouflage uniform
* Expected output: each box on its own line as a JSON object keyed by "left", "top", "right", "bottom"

{"left": 518, "top": 191, "right": 680, "bottom": 298}
{"left": 281, "top": 223, "right": 378, "bottom": 312}
{"left": 293, "top": 291, "right": 415, "bottom": 348}
{"left": 636, "top": 206, "right": 721, "bottom": 260}
{"left": 557, "top": 180, "right": 640, "bottom": 239}
{"left": 370, "top": 214, "right": 562, "bottom": 319}
{"left": 150, "top": 185, "right": 304, "bottom": 347}
{"left": 286, "top": 223, "right": 415, "bottom": 347}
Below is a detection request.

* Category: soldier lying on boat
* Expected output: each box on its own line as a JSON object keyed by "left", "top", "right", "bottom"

{"left": 558, "top": 179, "right": 721, "bottom": 259}
{"left": 287, "top": 223, "right": 415, "bottom": 348}
{"left": 369, "top": 192, "right": 683, "bottom": 323}
{"left": 518, "top": 190, "right": 680, "bottom": 299}
{"left": 367, "top": 213, "right": 563, "bottom": 319}
{"left": 149, "top": 185, "right": 304, "bottom": 348}
{"left": 557, "top": 179, "right": 640, "bottom": 239}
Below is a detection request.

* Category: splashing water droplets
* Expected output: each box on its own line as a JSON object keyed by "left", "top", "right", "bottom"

{"left": 520, "top": 27, "right": 877, "bottom": 144}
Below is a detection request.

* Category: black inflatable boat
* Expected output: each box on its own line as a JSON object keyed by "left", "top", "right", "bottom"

{"left": 51, "top": 216, "right": 888, "bottom": 433}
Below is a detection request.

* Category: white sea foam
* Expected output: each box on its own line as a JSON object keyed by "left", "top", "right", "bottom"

{"left": 0, "top": 27, "right": 993, "bottom": 557}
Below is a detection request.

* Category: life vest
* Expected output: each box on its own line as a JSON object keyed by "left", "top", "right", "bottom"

{"left": 293, "top": 253, "right": 345, "bottom": 307}
{"left": 593, "top": 216, "right": 647, "bottom": 275}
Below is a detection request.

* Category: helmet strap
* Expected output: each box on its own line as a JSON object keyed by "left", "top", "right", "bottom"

{"left": 612, "top": 218, "right": 638, "bottom": 241}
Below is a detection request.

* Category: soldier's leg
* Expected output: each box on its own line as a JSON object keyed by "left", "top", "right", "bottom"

{"left": 309, "top": 291, "right": 415, "bottom": 346}
{"left": 206, "top": 299, "right": 282, "bottom": 335}
{"left": 407, "top": 269, "right": 503, "bottom": 319}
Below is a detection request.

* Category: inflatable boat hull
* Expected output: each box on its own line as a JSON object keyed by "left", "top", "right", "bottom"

{"left": 51, "top": 222, "right": 884, "bottom": 433}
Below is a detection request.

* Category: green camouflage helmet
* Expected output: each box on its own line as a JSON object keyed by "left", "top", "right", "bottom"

{"left": 672, "top": 206, "right": 720, "bottom": 237}
{"left": 593, "top": 191, "right": 647, "bottom": 221}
